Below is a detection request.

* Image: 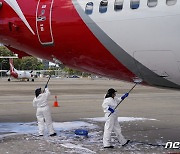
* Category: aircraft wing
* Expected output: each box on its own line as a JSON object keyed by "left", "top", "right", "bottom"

{"left": 0, "top": 70, "right": 8, "bottom": 72}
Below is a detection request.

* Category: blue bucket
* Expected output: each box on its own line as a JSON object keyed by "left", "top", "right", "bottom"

{"left": 74, "top": 129, "right": 88, "bottom": 137}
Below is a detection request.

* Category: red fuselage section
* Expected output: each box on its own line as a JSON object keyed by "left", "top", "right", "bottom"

{"left": 0, "top": 0, "right": 138, "bottom": 82}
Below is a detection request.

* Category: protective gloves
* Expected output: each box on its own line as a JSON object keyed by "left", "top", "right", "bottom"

{"left": 108, "top": 107, "right": 114, "bottom": 113}
{"left": 121, "top": 93, "right": 129, "bottom": 100}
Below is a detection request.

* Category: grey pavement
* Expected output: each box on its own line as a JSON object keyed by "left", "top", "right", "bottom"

{"left": 0, "top": 77, "right": 180, "bottom": 153}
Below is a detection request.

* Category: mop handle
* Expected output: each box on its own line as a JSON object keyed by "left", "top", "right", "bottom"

{"left": 108, "top": 83, "right": 138, "bottom": 117}
{"left": 43, "top": 75, "right": 51, "bottom": 92}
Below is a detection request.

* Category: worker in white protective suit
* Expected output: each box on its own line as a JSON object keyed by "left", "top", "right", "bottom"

{"left": 102, "top": 88, "right": 130, "bottom": 148}
{"left": 33, "top": 85, "right": 56, "bottom": 137}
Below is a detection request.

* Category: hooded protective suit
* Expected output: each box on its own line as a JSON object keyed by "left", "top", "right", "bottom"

{"left": 33, "top": 87, "right": 55, "bottom": 136}
{"left": 102, "top": 95, "right": 127, "bottom": 147}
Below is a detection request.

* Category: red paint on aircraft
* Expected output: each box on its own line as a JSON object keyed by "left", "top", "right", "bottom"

{"left": 0, "top": 0, "right": 135, "bottom": 81}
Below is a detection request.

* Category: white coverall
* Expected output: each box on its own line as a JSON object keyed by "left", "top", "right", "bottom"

{"left": 102, "top": 96, "right": 127, "bottom": 147}
{"left": 33, "top": 88, "right": 55, "bottom": 136}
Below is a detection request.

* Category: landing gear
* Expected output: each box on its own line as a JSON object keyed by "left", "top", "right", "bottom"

{"left": 27, "top": 79, "right": 29, "bottom": 81}
{"left": 8, "top": 78, "right": 10, "bottom": 82}
{"left": 32, "top": 79, "right": 34, "bottom": 82}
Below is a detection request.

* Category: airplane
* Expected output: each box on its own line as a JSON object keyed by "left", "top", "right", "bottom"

{"left": 0, "top": 0, "right": 180, "bottom": 88}
{"left": 6, "top": 58, "right": 35, "bottom": 81}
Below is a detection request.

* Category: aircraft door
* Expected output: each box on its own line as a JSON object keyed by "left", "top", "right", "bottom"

{"left": 36, "top": 0, "right": 54, "bottom": 46}
{"left": 133, "top": 50, "right": 180, "bottom": 85}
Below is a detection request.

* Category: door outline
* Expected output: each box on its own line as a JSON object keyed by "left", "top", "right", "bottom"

{"left": 36, "top": 0, "right": 54, "bottom": 46}
{"left": 133, "top": 50, "right": 180, "bottom": 85}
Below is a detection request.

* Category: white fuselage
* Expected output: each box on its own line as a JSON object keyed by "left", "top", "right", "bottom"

{"left": 76, "top": 0, "right": 180, "bottom": 85}
{"left": 15, "top": 69, "right": 32, "bottom": 79}
{"left": 7, "top": 68, "right": 32, "bottom": 79}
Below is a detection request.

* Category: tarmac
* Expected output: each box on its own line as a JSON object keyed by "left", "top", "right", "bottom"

{"left": 0, "top": 77, "right": 180, "bottom": 153}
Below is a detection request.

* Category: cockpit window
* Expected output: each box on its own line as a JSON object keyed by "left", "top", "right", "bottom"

{"left": 99, "top": 0, "right": 108, "bottom": 13}
{"left": 147, "top": 0, "right": 158, "bottom": 7}
{"left": 166, "top": 0, "right": 177, "bottom": 6}
{"left": 114, "top": 0, "right": 124, "bottom": 11}
{"left": 130, "top": 0, "right": 140, "bottom": 9}
{"left": 85, "top": 2, "right": 94, "bottom": 15}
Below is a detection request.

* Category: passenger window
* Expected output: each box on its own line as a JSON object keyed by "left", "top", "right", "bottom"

{"left": 166, "top": 0, "right": 177, "bottom": 6}
{"left": 85, "top": 2, "right": 94, "bottom": 15}
{"left": 147, "top": 0, "right": 158, "bottom": 7}
{"left": 114, "top": 0, "right": 124, "bottom": 11}
{"left": 99, "top": 0, "right": 108, "bottom": 13}
{"left": 130, "top": 0, "right": 140, "bottom": 9}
